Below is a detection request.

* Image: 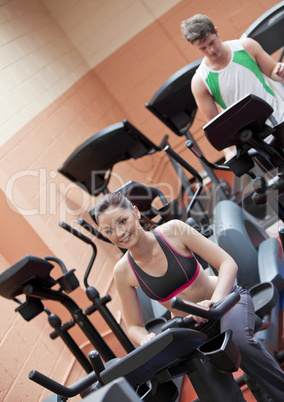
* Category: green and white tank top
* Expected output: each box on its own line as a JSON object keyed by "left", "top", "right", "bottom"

{"left": 196, "top": 40, "right": 284, "bottom": 126}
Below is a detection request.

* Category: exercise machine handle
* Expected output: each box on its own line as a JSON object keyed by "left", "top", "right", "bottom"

{"left": 49, "top": 318, "right": 75, "bottom": 339}
{"left": 158, "top": 134, "right": 169, "bottom": 150}
{"left": 59, "top": 221, "right": 93, "bottom": 245}
{"left": 164, "top": 144, "right": 204, "bottom": 215}
{"left": 29, "top": 369, "right": 97, "bottom": 397}
{"left": 186, "top": 140, "right": 230, "bottom": 172}
{"left": 78, "top": 218, "right": 113, "bottom": 244}
{"left": 59, "top": 221, "right": 98, "bottom": 288}
{"left": 164, "top": 144, "right": 203, "bottom": 183}
{"left": 45, "top": 256, "right": 68, "bottom": 274}
{"left": 171, "top": 292, "right": 240, "bottom": 320}
{"left": 88, "top": 350, "right": 105, "bottom": 385}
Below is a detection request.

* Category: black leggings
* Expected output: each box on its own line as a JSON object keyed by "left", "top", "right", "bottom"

{"left": 220, "top": 287, "right": 284, "bottom": 401}
{"left": 195, "top": 286, "right": 284, "bottom": 401}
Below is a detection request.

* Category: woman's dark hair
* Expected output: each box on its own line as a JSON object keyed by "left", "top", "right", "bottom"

{"left": 93, "top": 192, "right": 157, "bottom": 231}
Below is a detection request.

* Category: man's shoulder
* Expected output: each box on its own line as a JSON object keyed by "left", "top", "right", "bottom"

{"left": 226, "top": 39, "right": 244, "bottom": 51}
{"left": 193, "top": 58, "right": 207, "bottom": 77}
{"left": 191, "top": 70, "right": 207, "bottom": 93}
{"left": 239, "top": 37, "right": 260, "bottom": 54}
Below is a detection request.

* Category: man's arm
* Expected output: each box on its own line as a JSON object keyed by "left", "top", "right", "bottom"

{"left": 191, "top": 72, "right": 236, "bottom": 160}
{"left": 241, "top": 37, "right": 284, "bottom": 82}
{"left": 191, "top": 73, "right": 220, "bottom": 122}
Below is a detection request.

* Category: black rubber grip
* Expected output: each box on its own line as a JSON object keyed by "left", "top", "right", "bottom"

{"left": 28, "top": 369, "right": 97, "bottom": 397}
{"left": 171, "top": 292, "right": 240, "bottom": 320}
{"left": 59, "top": 221, "right": 92, "bottom": 245}
{"left": 78, "top": 218, "right": 112, "bottom": 243}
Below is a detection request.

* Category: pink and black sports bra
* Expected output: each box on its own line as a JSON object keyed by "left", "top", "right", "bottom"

{"left": 127, "top": 229, "right": 200, "bottom": 302}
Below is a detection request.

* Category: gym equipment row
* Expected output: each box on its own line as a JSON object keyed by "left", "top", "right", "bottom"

{"left": 2, "top": 114, "right": 284, "bottom": 400}
{"left": 1, "top": 3, "right": 284, "bottom": 401}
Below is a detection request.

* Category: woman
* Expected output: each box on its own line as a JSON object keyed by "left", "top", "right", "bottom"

{"left": 94, "top": 192, "right": 284, "bottom": 401}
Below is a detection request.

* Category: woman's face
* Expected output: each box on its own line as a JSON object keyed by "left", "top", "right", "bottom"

{"left": 98, "top": 206, "right": 141, "bottom": 248}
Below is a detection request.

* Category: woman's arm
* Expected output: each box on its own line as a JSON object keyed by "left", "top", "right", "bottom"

{"left": 172, "top": 220, "right": 238, "bottom": 325}
{"left": 114, "top": 259, "right": 156, "bottom": 346}
{"left": 174, "top": 220, "right": 238, "bottom": 301}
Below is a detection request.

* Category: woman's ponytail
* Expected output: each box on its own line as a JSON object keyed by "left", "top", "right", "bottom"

{"left": 139, "top": 213, "right": 158, "bottom": 231}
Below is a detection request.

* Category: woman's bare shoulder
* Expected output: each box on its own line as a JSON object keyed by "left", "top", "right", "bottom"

{"left": 154, "top": 220, "right": 197, "bottom": 243}
{"left": 156, "top": 219, "right": 194, "bottom": 234}
{"left": 113, "top": 253, "right": 138, "bottom": 290}
{"left": 113, "top": 254, "right": 129, "bottom": 278}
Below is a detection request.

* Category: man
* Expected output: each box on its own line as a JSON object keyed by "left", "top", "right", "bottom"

{"left": 181, "top": 14, "right": 284, "bottom": 156}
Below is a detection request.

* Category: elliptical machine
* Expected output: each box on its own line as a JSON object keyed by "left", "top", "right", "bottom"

{"left": 0, "top": 229, "right": 135, "bottom": 374}
{"left": 2, "top": 122, "right": 284, "bottom": 401}
{"left": 28, "top": 278, "right": 284, "bottom": 402}
{"left": 197, "top": 93, "right": 284, "bottom": 221}
{"left": 183, "top": 93, "right": 284, "bottom": 364}
{"left": 28, "top": 292, "right": 243, "bottom": 402}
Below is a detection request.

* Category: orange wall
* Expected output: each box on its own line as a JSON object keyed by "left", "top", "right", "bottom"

{"left": 0, "top": 0, "right": 280, "bottom": 400}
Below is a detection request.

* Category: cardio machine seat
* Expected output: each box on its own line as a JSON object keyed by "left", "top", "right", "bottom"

{"left": 214, "top": 199, "right": 269, "bottom": 288}
{"left": 249, "top": 281, "right": 278, "bottom": 319}
{"left": 203, "top": 94, "right": 274, "bottom": 152}
{"left": 0, "top": 255, "right": 55, "bottom": 299}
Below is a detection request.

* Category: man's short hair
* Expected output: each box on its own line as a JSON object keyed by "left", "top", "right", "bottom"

{"left": 181, "top": 14, "right": 216, "bottom": 44}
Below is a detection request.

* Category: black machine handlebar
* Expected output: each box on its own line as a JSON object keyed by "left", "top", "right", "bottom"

{"left": 59, "top": 220, "right": 135, "bottom": 355}
{"left": 29, "top": 350, "right": 105, "bottom": 397}
{"left": 29, "top": 368, "right": 97, "bottom": 398}
{"left": 161, "top": 292, "right": 241, "bottom": 332}
{"left": 186, "top": 140, "right": 230, "bottom": 172}
{"left": 163, "top": 144, "right": 204, "bottom": 216}
{"left": 171, "top": 292, "right": 240, "bottom": 320}
{"left": 59, "top": 221, "right": 97, "bottom": 288}
{"left": 164, "top": 144, "right": 204, "bottom": 183}
{"left": 59, "top": 221, "right": 94, "bottom": 246}
{"left": 78, "top": 218, "right": 113, "bottom": 244}
{"left": 44, "top": 256, "right": 69, "bottom": 275}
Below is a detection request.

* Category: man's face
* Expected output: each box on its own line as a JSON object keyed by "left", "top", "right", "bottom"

{"left": 193, "top": 33, "right": 222, "bottom": 59}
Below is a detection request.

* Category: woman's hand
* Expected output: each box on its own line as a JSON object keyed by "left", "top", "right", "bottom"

{"left": 140, "top": 332, "right": 157, "bottom": 345}
{"left": 190, "top": 299, "right": 216, "bottom": 327}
